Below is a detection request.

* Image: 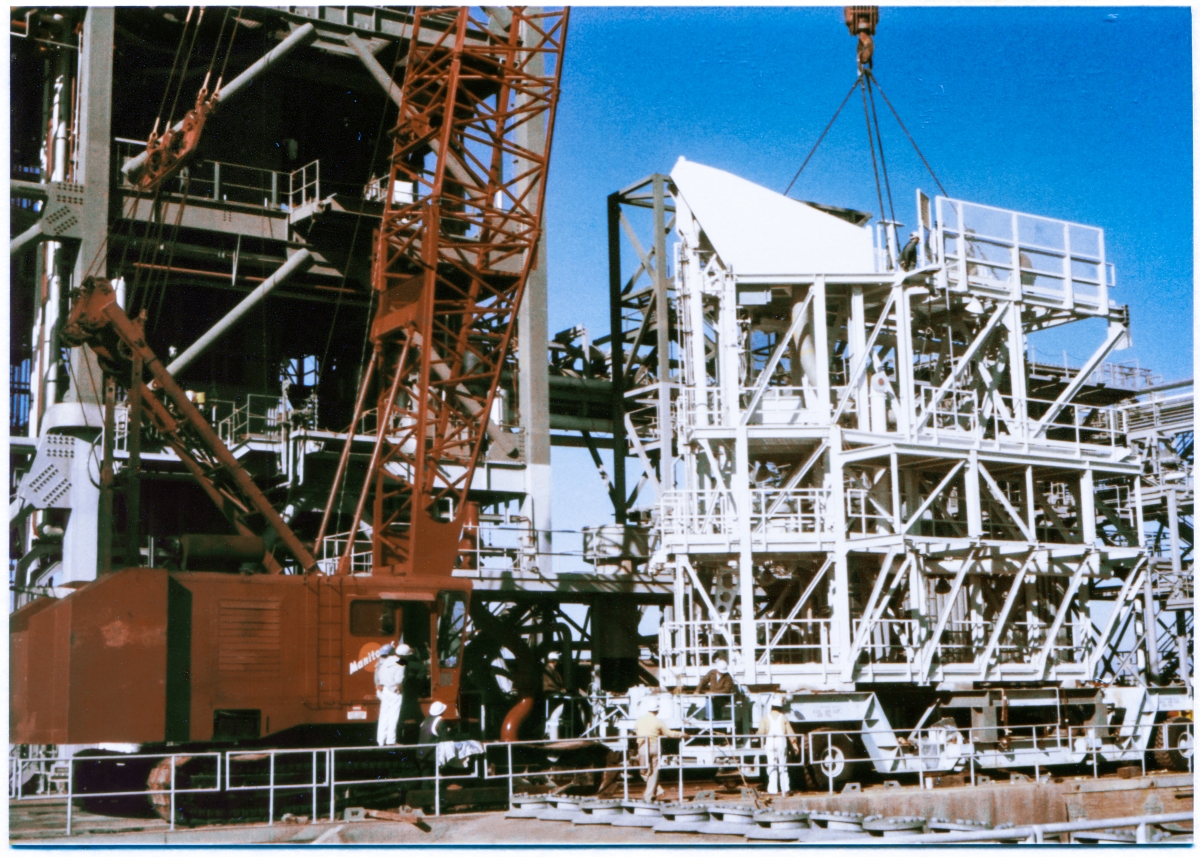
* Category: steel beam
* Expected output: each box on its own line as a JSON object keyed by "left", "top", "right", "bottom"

{"left": 122, "top": 24, "right": 319, "bottom": 178}
{"left": 165, "top": 249, "right": 314, "bottom": 376}
{"left": 1031, "top": 323, "right": 1128, "bottom": 438}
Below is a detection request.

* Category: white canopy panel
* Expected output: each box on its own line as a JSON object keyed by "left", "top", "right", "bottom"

{"left": 670, "top": 157, "right": 876, "bottom": 276}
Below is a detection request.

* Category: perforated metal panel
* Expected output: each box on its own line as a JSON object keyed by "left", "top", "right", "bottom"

{"left": 18, "top": 433, "right": 76, "bottom": 509}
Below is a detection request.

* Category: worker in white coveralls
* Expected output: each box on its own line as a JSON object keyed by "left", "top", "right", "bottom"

{"left": 635, "top": 696, "right": 682, "bottom": 801}
{"left": 758, "top": 694, "right": 799, "bottom": 795}
{"left": 374, "top": 642, "right": 412, "bottom": 746}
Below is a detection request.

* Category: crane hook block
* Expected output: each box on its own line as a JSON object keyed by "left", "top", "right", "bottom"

{"left": 844, "top": 6, "right": 878, "bottom": 68}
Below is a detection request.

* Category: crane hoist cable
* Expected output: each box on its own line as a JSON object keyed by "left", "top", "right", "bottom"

{"left": 865, "top": 73, "right": 896, "bottom": 225}
{"left": 865, "top": 69, "right": 949, "bottom": 198}
{"left": 784, "top": 77, "right": 860, "bottom": 196}
{"left": 860, "top": 70, "right": 887, "bottom": 236}
{"left": 785, "top": 6, "right": 949, "bottom": 224}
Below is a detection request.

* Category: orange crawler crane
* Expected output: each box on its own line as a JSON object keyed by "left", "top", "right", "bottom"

{"left": 10, "top": 8, "right": 566, "bottom": 813}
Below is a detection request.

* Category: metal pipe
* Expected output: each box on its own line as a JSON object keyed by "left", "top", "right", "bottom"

{"left": 122, "top": 23, "right": 318, "bottom": 177}
{"left": 869, "top": 811, "right": 1192, "bottom": 845}
{"left": 165, "top": 249, "right": 313, "bottom": 376}
{"left": 1135, "top": 378, "right": 1194, "bottom": 396}
{"left": 10, "top": 180, "right": 49, "bottom": 200}
{"left": 10, "top": 222, "right": 45, "bottom": 256}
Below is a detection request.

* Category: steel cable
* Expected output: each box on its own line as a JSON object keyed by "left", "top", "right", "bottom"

{"left": 860, "top": 75, "right": 886, "bottom": 238}
{"left": 864, "top": 74, "right": 896, "bottom": 226}
{"left": 784, "top": 76, "right": 860, "bottom": 196}
{"left": 866, "top": 70, "right": 949, "bottom": 198}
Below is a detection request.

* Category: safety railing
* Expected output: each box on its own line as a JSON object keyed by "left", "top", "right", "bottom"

{"left": 935, "top": 196, "right": 1113, "bottom": 314}
{"left": 680, "top": 387, "right": 724, "bottom": 430}
{"left": 915, "top": 385, "right": 979, "bottom": 436}
{"left": 802, "top": 719, "right": 1193, "bottom": 797}
{"left": 217, "top": 394, "right": 287, "bottom": 445}
{"left": 10, "top": 751, "right": 223, "bottom": 836}
{"left": 910, "top": 389, "right": 1126, "bottom": 450}
{"left": 658, "top": 489, "right": 737, "bottom": 538}
{"left": 660, "top": 732, "right": 800, "bottom": 803}
{"left": 317, "top": 531, "right": 373, "bottom": 574}
{"left": 659, "top": 620, "right": 742, "bottom": 679}
{"left": 1122, "top": 391, "right": 1194, "bottom": 435}
{"left": 111, "top": 398, "right": 238, "bottom": 454}
{"left": 741, "top": 386, "right": 825, "bottom": 426}
{"left": 755, "top": 620, "right": 834, "bottom": 676}
{"left": 10, "top": 718, "right": 1191, "bottom": 837}
{"left": 287, "top": 160, "right": 320, "bottom": 209}
{"left": 933, "top": 620, "right": 1086, "bottom": 668}
{"left": 851, "top": 618, "right": 920, "bottom": 666}
{"left": 750, "top": 488, "right": 829, "bottom": 536}
{"left": 845, "top": 488, "right": 892, "bottom": 535}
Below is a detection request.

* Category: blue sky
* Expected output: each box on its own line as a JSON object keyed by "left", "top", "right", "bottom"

{"left": 541, "top": 6, "right": 1193, "bottom": 542}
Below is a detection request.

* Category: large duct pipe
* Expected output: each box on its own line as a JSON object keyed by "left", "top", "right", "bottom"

{"left": 122, "top": 23, "right": 318, "bottom": 178}
{"left": 165, "top": 249, "right": 313, "bottom": 376}
{"left": 500, "top": 695, "right": 535, "bottom": 742}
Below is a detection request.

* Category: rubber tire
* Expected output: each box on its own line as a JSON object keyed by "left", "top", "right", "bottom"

{"left": 1153, "top": 717, "right": 1193, "bottom": 772}
{"left": 807, "top": 729, "right": 865, "bottom": 792}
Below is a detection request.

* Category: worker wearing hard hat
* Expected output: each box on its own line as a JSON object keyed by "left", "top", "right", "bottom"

{"left": 696, "top": 656, "right": 735, "bottom": 722}
{"left": 418, "top": 700, "right": 450, "bottom": 776}
{"left": 758, "top": 694, "right": 799, "bottom": 796}
{"left": 635, "top": 696, "right": 682, "bottom": 801}
{"left": 375, "top": 642, "right": 412, "bottom": 746}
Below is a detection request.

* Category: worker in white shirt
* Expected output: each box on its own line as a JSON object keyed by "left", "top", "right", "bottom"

{"left": 635, "top": 696, "right": 681, "bottom": 801}
{"left": 374, "top": 642, "right": 412, "bottom": 746}
{"left": 758, "top": 694, "right": 799, "bottom": 795}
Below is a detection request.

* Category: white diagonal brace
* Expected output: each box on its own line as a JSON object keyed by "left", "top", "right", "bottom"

{"left": 840, "top": 547, "right": 901, "bottom": 681}
{"left": 921, "top": 550, "right": 978, "bottom": 680}
{"left": 1031, "top": 323, "right": 1127, "bottom": 438}
{"left": 1089, "top": 557, "right": 1148, "bottom": 679}
{"left": 624, "top": 412, "right": 661, "bottom": 495}
{"left": 1033, "top": 554, "right": 1090, "bottom": 674}
{"left": 740, "top": 291, "right": 815, "bottom": 427}
{"left": 977, "top": 461, "right": 1034, "bottom": 541}
{"left": 831, "top": 290, "right": 897, "bottom": 424}
{"left": 764, "top": 440, "right": 828, "bottom": 518}
{"left": 901, "top": 460, "right": 965, "bottom": 534}
{"left": 976, "top": 552, "right": 1035, "bottom": 675}
{"left": 916, "top": 301, "right": 1009, "bottom": 431}
{"left": 679, "top": 554, "right": 737, "bottom": 649}
{"left": 763, "top": 556, "right": 835, "bottom": 656}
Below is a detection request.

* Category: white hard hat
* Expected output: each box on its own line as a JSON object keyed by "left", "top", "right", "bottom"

{"left": 395, "top": 643, "right": 413, "bottom": 657}
{"left": 910, "top": 230, "right": 920, "bottom": 238}
{"left": 770, "top": 694, "right": 785, "bottom": 708}
{"left": 644, "top": 696, "right": 662, "bottom": 713}
{"left": 429, "top": 701, "right": 447, "bottom": 716}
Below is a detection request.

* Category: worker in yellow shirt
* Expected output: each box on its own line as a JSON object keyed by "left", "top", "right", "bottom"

{"left": 634, "top": 696, "right": 681, "bottom": 801}
{"left": 758, "top": 694, "right": 799, "bottom": 795}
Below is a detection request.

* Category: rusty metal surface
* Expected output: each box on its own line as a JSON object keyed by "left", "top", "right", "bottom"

{"left": 11, "top": 570, "right": 170, "bottom": 744}
{"left": 10, "top": 570, "right": 472, "bottom": 744}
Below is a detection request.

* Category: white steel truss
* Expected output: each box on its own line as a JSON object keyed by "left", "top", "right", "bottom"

{"left": 641, "top": 159, "right": 1187, "bottom": 694}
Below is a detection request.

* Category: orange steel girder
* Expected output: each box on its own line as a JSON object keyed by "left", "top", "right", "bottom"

{"left": 364, "top": 7, "right": 566, "bottom": 577}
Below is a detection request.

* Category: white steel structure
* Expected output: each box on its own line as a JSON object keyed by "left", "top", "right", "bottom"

{"left": 650, "top": 157, "right": 1187, "bottom": 697}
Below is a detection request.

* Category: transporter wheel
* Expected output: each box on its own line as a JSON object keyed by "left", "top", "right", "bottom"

{"left": 1153, "top": 717, "right": 1193, "bottom": 772}
{"left": 807, "top": 729, "right": 865, "bottom": 792}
